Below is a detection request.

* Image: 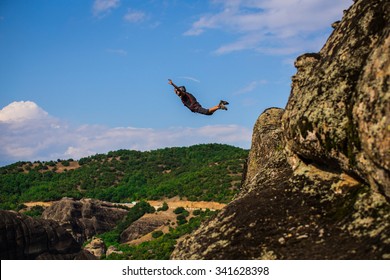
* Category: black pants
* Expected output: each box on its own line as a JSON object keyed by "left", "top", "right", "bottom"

{"left": 191, "top": 105, "right": 213, "bottom": 115}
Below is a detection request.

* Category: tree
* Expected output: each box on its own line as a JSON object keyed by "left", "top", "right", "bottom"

{"left": 157, "top": 202, "right": 169, "bottom": 212}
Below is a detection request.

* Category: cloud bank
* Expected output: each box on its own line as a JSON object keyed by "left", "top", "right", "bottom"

{"left": 185, "top": 0, "right": 353, "bottom": 55}
{"left": 0, "top": 101, "right": 251, "bottom": 166}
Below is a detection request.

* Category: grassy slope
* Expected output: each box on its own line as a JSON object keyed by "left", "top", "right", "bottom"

{"left": 0, "top": 144, "right": 248, "bottom": 210}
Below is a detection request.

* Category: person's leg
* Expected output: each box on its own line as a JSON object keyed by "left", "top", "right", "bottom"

{"left": 194, "top": 101, "right": 228, "bottom": 115}
{"left": 195, "top": 106, "right": 215, "bottom": 115}
{"left": 207, "top": 105, "right": 220, "bottom": 114}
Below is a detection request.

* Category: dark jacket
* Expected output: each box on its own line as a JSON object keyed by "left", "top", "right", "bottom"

{"left": 180, "top": 92, "right": 201, "bottom": 112}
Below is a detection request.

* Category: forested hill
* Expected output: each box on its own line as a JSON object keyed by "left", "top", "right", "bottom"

{"left": 0, "top": 144, "right": 248, "bottom": 210}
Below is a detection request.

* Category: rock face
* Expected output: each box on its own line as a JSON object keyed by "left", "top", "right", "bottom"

{"left": 42, "top": 197, "right": 128, "bottom": 244}
{"left": 120, "top": 215, "right": 165, "bottom": 243}
{"left": 283, "top": 0, "right": 390, "bottom": 197}
{"left": 171, "top": 0, "right": 390, "bottom": 260}
{"left": 84, "top": 237, "right": 106, "bottom": 258}
{"left": 1, "top": 197, "right": 128, "bottom": 260}
{"left": 240, "top": 108, "right": 291, "bottom": 197}
{"left": 0, "top": 210, "right": 95, "bottom": 260}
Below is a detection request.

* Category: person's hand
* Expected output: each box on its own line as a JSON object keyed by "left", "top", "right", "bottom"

{"left": 168, "top": 79, "right": 173, "bottom": 85}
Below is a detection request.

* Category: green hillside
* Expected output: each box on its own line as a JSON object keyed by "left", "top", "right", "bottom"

{"left": 0, "top": 144, "right": 248, "bottom": 210}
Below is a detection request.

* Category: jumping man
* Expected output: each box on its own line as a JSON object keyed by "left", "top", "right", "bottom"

{"left": 168, "top": 79, "right": 229, "bottom": 115}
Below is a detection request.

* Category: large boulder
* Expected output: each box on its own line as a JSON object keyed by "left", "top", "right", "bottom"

{"left": 0, "top": 210, "right": 94, "bottom": 260}
{"left": 171, "top": 108, "right": 293, "bottom": 259}
{"left": 172, "top": 108, "right": 390, "bottom": 260}
{"left": 84, "top": 237, "right": 106, "bottom": 258}
{"left": 120, "top": 215, "right": 165, "bottom": 243}
{"left": 42, "top": 197, "right": 128, "bottom": 243}
{"left": 240, "top": 108, "right": 290, "bottom": 196}
{"left": 282, "top": 0, "right": 390, "bottom": 197}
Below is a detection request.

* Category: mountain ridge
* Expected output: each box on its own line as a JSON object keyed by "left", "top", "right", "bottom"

{"left": 0, "top": 143, "right": 248, "bottom": 210}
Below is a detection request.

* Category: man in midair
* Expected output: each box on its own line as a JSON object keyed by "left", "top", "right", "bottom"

{"left": 168, "top": 79, "right": 229, "bottom": 115}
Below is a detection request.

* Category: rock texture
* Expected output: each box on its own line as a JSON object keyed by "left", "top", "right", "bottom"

{"left": 106, "top": 245, "right": 123, "bottom": 257}
{"left": 171, "top": 0, "right": 390, "bottom": 260}
{"left": 283, "top": 0, "right": 390, "bottom": 197}
{"left": 120, "top": 215, "right": 165, "bottom": 243}
{"left": 0, "top": 210, "right": 95, "bottom": 260}
{"left": 42, "top": 197, "right": 128, "bottom": 244}
{"left": 240, "top": 108, "right": 291, "bottom": 197}
{"left": 84, "top": 237, "right": 106, "bottom": 258}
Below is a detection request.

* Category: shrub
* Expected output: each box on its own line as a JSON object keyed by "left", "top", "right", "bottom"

{"left": 173, "top": 207, "right": 185, "bottom": 214}
{"left": 176, "top": 214, "right": 187, "bottom": 225}
{"left": 152, "top": 231, "right": 164, "bottom": 239}
{"left": 157, "top": 202, "right": 169, "bottom": 212}
{"left": 23, "top": 205, "right": 45, "bottom": 217}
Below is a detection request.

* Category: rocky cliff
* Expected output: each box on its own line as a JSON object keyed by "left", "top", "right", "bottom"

{"left": 0, "top": 210, "right": 95, "bottom": 260}
{"left": 0, "top": 198, "right": 128, "bottom": 259}
{"left": 283, "top": 0, "right": 390, "bottom": 198}
{"left": 42, "top": 197, "right": 128, "bottom": 244}
{"left": 171, "top": 0, "right": 390, "bottom": 260}
{"left": 120, "top": 215, "right": 165, "bottom": 243}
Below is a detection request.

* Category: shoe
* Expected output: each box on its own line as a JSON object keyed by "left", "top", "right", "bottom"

{"left": 219, "top": 100, "right": 228, "bottom": 110}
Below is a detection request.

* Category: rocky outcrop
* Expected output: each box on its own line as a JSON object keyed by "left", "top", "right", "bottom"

{"left": 1, "top": 197, "right": 129, "bottom": 260}
{"left": 171, "top": 0, "right": 390, "bottom": 260}
{"left": 42, "top": 197, "right": 128, "bottom": 243}
{"left": 84, "top": 237, "right": 106, "bottom": 258}
{"left": 172, "top": 110, "right": 390, "bottom": 260}
{"left": 106, "top": 245, "right": 123, "bottom": 257}
{"left": 240, "top": 108, "right": 291, "bottom": 197}
{"left": 283, "top": 0, "right": 390, "bottom": 197}
{"left": 120, "top": 215, "right": 165, "bottom": 243}
{"left": 0, "top": 210, "right": 95, "bottom": 260}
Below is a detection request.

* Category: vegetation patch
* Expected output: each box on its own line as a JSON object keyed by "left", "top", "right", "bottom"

{"left": 0, "top": 144, "right": 248, "bottom": 210}
{"left": 103, "top": 209, "right": 216, "bottom": 260}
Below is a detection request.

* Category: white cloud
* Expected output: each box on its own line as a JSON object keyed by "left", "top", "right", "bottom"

{"left": 123, "top": 9, "right": 147, "bottom": 23}
{"left": 214, "top": 33, "right": 263, "bottom": 55}
{"left": 0, "top": 101, "right": 251, "bottom": 165}
{"left": 92, "top": 0, "right": 120, "bottom": 17}
{"left": 185, "top": 0, "right": 353, "bottom": 55}
{"left": 0, "top": 101, "right": 49, "bottom": 122}
{"left": 178, "top": 76, "right": 201, "bottom": 83}
{"left": 234, "top": 80, "right": 267, "bottom": 95}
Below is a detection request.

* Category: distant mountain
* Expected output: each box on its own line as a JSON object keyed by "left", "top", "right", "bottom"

{"left": 0, "top": 144, "right": 248, "bottom": 210}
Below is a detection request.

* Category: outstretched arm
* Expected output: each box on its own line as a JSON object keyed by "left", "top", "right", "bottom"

{"left": 168, "top": 79, "right": 184, "bottom": 94}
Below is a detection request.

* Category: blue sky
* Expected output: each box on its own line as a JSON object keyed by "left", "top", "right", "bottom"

{"left": 0, "top": 0, "right": 352, "bottom": 166}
